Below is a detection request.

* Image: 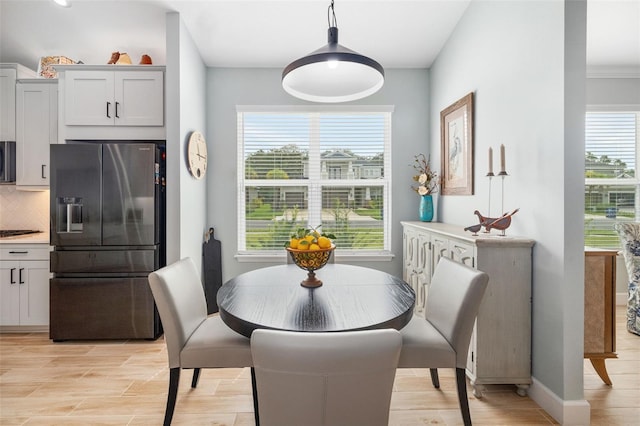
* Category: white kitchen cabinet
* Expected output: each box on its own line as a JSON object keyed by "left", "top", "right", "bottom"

{"left": 0, "top": 64, "right": 37, "bottom": 141}
{"left": 0, "top": 245, "right": 50, "bottom": 328}
{"left": 63, "top": 69, "right": 163, "bottom": 126}
{"left": 55, "top": 65, "right": 165, "bottom": 141}
{"left": 401, "top": 221, "right": 535, "bottom": 398}
{"left": 16, "top": 79, "right": 58, "bottom": 189}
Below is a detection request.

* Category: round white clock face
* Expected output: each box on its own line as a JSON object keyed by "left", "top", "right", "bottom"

{"left": 187, "top": 131, "right": 208, "bottom": 179}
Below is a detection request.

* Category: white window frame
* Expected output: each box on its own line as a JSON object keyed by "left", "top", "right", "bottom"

{"left": 236, "top": 105, "right": 394, "bottom": 262}
{"left": 585, "top": 107, "right": 640, "bottom": 249}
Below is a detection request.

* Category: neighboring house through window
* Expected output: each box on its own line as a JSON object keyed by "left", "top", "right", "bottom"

{"left": 585, "top": 111, "right": 639, "bottom": 248}
{"left": 237, "top": 106, "right": 393, "bottom": 259}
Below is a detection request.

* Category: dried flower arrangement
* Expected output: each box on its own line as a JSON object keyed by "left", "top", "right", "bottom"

{"left": 411, "top": 153, "right": 439, "bottom": 195}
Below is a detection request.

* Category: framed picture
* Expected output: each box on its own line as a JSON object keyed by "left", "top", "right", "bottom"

{"left": 440, "top": 92, "right": 474, "bottom": 195}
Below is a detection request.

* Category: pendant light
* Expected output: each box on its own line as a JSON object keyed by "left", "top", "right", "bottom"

{"left": 282, "top": 0, "right": 384, "bottom": 103}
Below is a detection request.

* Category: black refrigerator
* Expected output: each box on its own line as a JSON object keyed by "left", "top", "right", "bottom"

{"left": 49, "top": 142, "right": 165, "bottom": 341}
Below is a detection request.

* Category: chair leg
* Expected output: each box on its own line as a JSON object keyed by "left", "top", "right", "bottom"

{"left": 251, "top": 367, "right": 260, "bottom": 426}
{"left": 455, "top": 367, "right": 472, "bottom": 426}
{"left": 430, "top": 368, "right": 440, "bottom": 388}
{"left": 191, "top": 368, "right": 201, "bottom": 388}
{"left": 164, "top": 367, "right": 180, "bottom": 426}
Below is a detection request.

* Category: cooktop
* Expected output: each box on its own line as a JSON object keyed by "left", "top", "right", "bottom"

{"left": 0, "top": 230, "right": 42, "bottom": 238}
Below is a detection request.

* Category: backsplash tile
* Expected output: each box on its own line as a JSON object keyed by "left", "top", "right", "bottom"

{"left": 0, "top": 186, "right": 49, "bottom": 231}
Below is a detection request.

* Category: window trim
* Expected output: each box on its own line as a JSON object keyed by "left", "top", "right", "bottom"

{"left": 584, "top": 108, "right": 640, "bottom": 249}
{"left": 236, "top": 105, "right": 394, "bottom": 260}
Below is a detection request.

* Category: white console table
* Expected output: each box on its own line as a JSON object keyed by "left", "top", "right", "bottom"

{"left": 401, "top": 221, "right": 535, "bottom": 397}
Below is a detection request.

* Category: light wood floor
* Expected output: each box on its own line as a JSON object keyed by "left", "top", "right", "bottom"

{"left": 1, "top": 308, "right": 637, "bottom": 425}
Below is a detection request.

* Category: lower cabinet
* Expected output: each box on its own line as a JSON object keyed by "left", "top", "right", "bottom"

{"left": 0, "top": 245, "right": 50, "bottom": 328}
{"left": 402, "top": 221, "right": 535, "bottom": 397}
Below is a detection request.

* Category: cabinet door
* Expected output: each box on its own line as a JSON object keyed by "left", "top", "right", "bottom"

{"left": 16, "top": 82, "right": 56, "bottom": 187}
{"left": 64, "top": 70, "right": 114, "bottom": 125}
{"left": 0, "top": 69, "right": 17, "bottom": 140}
{"left": 19, "top": 260, "right": 50, "bottom": 326}
{"left": 403, "top": 229, "right": 417, "bottom": 281}
{"left": 0, "top": 261, "right": 20, "bottom": 325}
{"left": 416, "top": 233, "right": 431, "bottom": 310}
{"left": 432, "top": 235, "right": 449, "bottom": 267}
{"left": 450, "top": 239, "right": 475, "bottom": 268}
{"left": 114, "top": 71, "right": 164, "bottom": 126}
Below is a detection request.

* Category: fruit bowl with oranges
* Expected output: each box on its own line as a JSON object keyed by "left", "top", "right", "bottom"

{"left": 285, "top": 227, "right": 336, "bottom": 288}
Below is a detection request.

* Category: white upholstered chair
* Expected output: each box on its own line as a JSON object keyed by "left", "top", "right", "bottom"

{"left": 251, "top": 328, "right": 402, "bottom": 426}
{"left": 148, "top": 257, "right": 255, "bottom": 426}
{"left": 398, "top": 257, "right": 489, "bottom": 426}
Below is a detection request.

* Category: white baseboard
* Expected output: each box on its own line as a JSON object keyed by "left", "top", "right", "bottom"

{"left": 0, "top": 325, "right": 48, "bottom": 333}
{"left": 617, "top": 292, "right": 627, "bottom": 306}
{"left": 528, "top": 377, "right": 590, "bottom": 425}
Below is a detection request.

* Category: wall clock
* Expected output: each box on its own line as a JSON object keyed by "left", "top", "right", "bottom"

{"left": 187, "top": 131, "right": 208, "bottom": 179}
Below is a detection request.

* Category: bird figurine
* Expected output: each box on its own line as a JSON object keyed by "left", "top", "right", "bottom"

{"left": 485, "top": 208, "right": 520, "bottom": 235}
{"left": 473, "top": 210, "right": 508, "bottom": 232}
{"left": 464, "top": 223, "right": 483, "bottom": 236}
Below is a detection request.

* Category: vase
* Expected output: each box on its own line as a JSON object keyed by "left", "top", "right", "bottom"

{"left": 419, "top": 194, "right": 434, "bottom": 222}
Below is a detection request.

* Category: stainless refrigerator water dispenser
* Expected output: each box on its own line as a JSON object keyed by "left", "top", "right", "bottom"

{"left": 57, "top": 197, "right": 83, "bottom": 232}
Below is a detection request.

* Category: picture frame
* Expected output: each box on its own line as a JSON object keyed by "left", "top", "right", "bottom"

{"left": 440, "top": 92, "right": 474, "bottom": 195}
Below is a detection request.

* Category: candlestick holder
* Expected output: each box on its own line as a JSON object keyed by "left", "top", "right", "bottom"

{"left": 499, "top": 171, "right": 508, "bottom": 221}
{"left": 485, "top": 173, "right": 494, "bottom": 233}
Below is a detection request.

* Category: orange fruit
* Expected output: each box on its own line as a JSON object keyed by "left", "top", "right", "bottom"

{"left": 289, "top": 238, "right": 299, "bottom": 249}
{"left": 309, "top": 243, "right": 320, "bottom": 251}
{"left": 304, "top": 235, "right": 315, "bottom": 243}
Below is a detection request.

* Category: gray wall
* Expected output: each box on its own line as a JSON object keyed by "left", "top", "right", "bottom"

{"left": 428, "top": 0, "right": 587, "bottom": 413}
{"left": 587, "top": 77, "right": 640, "bottom": 108}
{"left": 206, "top": 68, "right": 430, "bottom": 281}
{"left": 165, "top": 13, "right": 208, "bottom": 273}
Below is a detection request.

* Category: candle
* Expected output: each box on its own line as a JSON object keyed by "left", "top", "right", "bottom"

{"left": 488, "top": 147, "right": 493, "bottom": 175}
{"left": 500, "top": 144, "right": 506, "bottom": 173}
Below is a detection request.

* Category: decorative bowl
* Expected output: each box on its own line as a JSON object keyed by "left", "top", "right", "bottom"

{"left": 286, "top": 245, "right": 335, "bottom": 288}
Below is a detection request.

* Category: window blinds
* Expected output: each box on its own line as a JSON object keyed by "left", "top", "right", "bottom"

{"left": 237, "top": 108, "right": 392, "bottom": 253}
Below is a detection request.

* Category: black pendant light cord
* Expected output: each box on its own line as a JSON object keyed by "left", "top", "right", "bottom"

{"left": 328, "top": 0, "right": 337, "bottom": 29}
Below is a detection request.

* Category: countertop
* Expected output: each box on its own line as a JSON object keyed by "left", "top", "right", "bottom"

{"left": 0, "top": 233, "right": 50, "bottom": 244}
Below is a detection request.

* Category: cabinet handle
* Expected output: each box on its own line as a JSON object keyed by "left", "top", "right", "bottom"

{"left": 106, "top": 102, "right": 111, "bottom": 118}
{"left": 115, "top": 102, "right": 120, "bottom": 118}
{"left": 9, "top": 251, "right": 28, "bottom": 254}
{"left": 42, "top": 164, "right": 46, "bottom": 179}
{"left": 19, "top": 268, "right": 24, "bottom": 284}
{"left": 10, "top": 268, "right": 16, "bottom": 284}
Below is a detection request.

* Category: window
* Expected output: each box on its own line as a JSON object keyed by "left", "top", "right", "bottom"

{"left": 585, "top": 111, "right": 639, "bottom": 248}
{"left": 237, "top": 106, "right": 393, "bottom": 258}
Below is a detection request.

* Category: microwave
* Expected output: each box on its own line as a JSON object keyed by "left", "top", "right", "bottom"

{"left": 0, "top": 141, "right": 16, "bottom": 183}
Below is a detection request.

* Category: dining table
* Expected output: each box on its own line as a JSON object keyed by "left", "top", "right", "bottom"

{"left": 217, "top": 263, "right": 416, "bottom": 337}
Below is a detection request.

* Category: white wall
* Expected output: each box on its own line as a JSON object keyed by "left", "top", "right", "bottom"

{"left": 165, "top": 13, "right": 208, "bottom": 274}
{"left": 429, "top": 0, "right": 588, "bottom": 423}
{"left": 206, "top": 68, "right": 429, "bottom": 281}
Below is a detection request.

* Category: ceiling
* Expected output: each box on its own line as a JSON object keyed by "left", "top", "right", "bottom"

{"left": 0, "top": 0, "right": 638, "bottom": 74}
